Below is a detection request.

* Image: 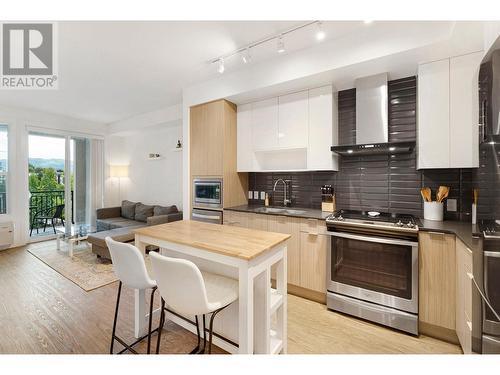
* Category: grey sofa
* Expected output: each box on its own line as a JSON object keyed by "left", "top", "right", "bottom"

{"left": 89, "top": 200, "right": 182, "bottom": 260}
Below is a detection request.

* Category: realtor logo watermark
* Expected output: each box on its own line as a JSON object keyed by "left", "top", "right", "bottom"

{"left": 1, "top": 22, "right": 58, "bottom": 89}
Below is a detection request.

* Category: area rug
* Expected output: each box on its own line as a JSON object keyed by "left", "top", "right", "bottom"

{"left": 27, "top": 241, "right": 118, "bottom": 292}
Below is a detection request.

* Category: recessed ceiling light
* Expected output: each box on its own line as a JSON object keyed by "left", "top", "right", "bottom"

{"left": 277, "top": 36, "right": 285, "bottom": 54}
{"left": 347, "top": 149, "right": 353, "bottom": 154}
{"left": 316, "top": 22, "right": 326, "bottom": 41}
{"left": 217, "top": 58, "right": 225, "bottom": 74}
{"left": 242, "top": 48, "right": 252, "bottom": 64}
{"left": 364, "top": 20, "right": 373, "bottom": 24}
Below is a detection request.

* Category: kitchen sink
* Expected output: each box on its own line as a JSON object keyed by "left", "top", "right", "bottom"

{"left": 253, "top": 207, "right": 307, "bottom": 215}
{"left": 254, "top": 207, "right": 286, "bottom": 213}
{"left": 284, "top": 209, "right": 307, "bottom": 215}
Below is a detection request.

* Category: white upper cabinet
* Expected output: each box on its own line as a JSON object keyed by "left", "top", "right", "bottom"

{"left": 308, "top": 86, "right": 339, "bottom": 170}
{"left": 237, "top": 85, "right": 337, "bottom": 172}
{"left": 449, "top": 52, "right": 482, "bottom": 168}
{"left": 278, "top": 90, "right": 309, "bottom": 149}
{"left": 237, "top": 103, "right": 255, "bottom": 172}
{"left": 251, "top": 97, "right": 279, "bottom": 151}
{"left": 417, "top": 59, "right": 450, "bottom": 169}
{"left": 417, "top": 52, "right": 482, "bottom": 169}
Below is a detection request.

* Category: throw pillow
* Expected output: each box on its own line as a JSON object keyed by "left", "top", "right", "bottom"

{"left": 121, "top": 200, "right": 137, "bottom": 220}
{"left": 135, "top": 203, "right": 154, "bottom": 222}
{"left": 153, "top": 205, "right": 178, "bottom": 216}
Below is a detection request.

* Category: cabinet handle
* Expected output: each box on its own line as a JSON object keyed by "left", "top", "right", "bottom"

{"left": 427, "top": 231, "right": 445, "bottom": 236}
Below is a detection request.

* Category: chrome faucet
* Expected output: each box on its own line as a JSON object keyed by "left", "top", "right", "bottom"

{"left": 273, "top": 178, "right": 291, "bottom": 207}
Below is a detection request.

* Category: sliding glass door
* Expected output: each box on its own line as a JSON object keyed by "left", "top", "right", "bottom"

{"left": 28, "top": 130, "right": 103, "bottom": 240}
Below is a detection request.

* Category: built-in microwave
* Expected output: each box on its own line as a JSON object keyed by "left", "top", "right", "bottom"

{"left": 192, "top": 178, "right": 223, "bottom": 209}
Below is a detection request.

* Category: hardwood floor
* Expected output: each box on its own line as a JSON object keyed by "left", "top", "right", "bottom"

{"left": 0, "top": 241, "right": 461, "bottom": 354}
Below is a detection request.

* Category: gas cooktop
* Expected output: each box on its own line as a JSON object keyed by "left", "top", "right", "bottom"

{"left": 479, "top": 219, "right": 500, "bottom": 239}
{"left": 326, "top": 209, "right": 419, "bottom": 235}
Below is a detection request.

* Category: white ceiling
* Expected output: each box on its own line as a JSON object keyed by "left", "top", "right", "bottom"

{"left": 0, "top": 21, "right": 481, "bottom": 124}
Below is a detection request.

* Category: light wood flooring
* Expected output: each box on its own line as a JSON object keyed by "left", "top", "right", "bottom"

{"left": 0, "top": 241, "right": 461, "bottom": 354}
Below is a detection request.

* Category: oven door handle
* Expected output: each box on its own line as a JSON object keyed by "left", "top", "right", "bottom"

{"left": 326, "top": 231, "right": 418, "bottom": 247}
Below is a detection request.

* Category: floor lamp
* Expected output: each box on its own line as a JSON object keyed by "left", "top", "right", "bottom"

{"left": 110, "top": 165, "right": 129, "bottom": 204}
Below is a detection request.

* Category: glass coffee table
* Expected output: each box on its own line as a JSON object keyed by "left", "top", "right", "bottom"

{"left": 56, "top": 224, "right": 97, "bottom": 257}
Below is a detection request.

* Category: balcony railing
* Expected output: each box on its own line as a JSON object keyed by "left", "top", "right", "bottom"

{"left": 0, "top": 191, "right": 6, "bottom": 214}
{"left": 29, "top": 190, "right": 74, "bottom": 232}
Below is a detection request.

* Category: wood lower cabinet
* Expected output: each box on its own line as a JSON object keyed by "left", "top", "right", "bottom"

{"left": 223, "top": 211, "right": 328, "bottom": 299}
{"left": 299, "top": 231, "right": 328, "bottom": 293}
{"left": 419, "top": 231, "right": 457, "bottom": 341}
{"left": 268, "top": 215, "right": 301, "bottom": 286}
{"left": 456, "top": 238, "right": 473, "bottom": 353}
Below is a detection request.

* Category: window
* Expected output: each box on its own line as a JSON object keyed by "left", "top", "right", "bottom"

{"left": 0, "top": 124, "right": 7, "bottom": 214}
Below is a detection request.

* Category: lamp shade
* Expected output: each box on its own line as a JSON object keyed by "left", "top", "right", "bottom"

{"left": 110, "top": 165, "right": 128, "bottom": 178}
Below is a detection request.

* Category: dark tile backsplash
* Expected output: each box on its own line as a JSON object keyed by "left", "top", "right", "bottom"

{"left": 248, "top": 75, "right": 477, "bottom": 220}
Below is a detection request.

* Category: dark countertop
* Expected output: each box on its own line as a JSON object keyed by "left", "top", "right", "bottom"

{"left": 224, "top": 205, "right": 332, "bottom": 220}
{"left": 418, "top": 219, "right": 482, "bottom": 252}
{"left": 225, "top": 205, "right": 483, "bottom": 251}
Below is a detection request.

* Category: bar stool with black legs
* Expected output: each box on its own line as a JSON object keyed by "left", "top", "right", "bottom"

{"left": 150, "top": 252, "right": 238, "bottom": 354}
{"left": 105, "top": 237, "right": 158, "bottom": 354}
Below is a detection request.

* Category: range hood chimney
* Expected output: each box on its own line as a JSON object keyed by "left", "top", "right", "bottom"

{"left": 331, "top": 72, "right": 415, "bottom": 156}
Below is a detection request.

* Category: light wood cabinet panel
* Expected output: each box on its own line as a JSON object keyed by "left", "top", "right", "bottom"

{"left": 278, "top": 90, "right": 309, "bottom": 149}
{"left": 449, "top": 52, "right": 482, "bottom": 168}
{"left": 190, "top": 104, "right": 208, "bottom": 176}
{"left": 268, "top": 215, "right": 301, "bottom": 286}
{"left": 299, "top": 232, "right": 328, "bottom": 293}
{"left": 190, "top": 100, "right": 224, "bottom": 176}
{"left": 247, "top": 213, "right": 268, "bottom": 231}
{"left": 419, "top": 231, "right": 456, "bottom": 331}
{"left": 236, "top": 103, "right": 255, "bottom": 172}
{"left": 456, "top": 238, "right": 473, "bottom": 353}
{"left": 417, "top": 59, "right": 450, "bottom": 169}
{"left": 223, "top": 210, "right": 248, "bottom": 228}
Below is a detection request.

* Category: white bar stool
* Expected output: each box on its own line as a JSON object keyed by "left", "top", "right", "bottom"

{"left": 149, "top": 252, "right": 238, "bottom": 354}
{"left": 105, "top": 237, "right": 158, "bottom": 354}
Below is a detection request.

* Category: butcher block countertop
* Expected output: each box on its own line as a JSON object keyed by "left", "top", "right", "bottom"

{"left": 133, "top": 220, "right": 291, "bottom": 261}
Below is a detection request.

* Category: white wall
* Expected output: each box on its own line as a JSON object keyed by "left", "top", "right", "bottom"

{"left": 105, "top": 123, "right": 183, "bottom": 210}
{"left": 0, "top": 104, "right": 106, "bottom": 248}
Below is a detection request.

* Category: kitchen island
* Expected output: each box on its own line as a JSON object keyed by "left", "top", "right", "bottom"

{"left": 133, "top": 220, "right": 290, "bottom": 354}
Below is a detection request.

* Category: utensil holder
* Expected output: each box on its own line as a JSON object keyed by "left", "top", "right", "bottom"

{"left": 424, "top": 202, "right": 444, "bottom": 221}
{"left": 472, "top": 203, "right": 477, "bottom": 225}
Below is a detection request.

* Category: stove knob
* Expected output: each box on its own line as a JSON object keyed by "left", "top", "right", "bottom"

{"left": 337, "top": 215, "right": 344, "bottom": 221}
{"left": 396, "top": 220, "right": 404, "bottom": 227}
{"left": 407, "top": 222, "right": 415, "bottom": 228}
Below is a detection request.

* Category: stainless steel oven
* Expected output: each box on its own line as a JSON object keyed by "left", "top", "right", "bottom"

{"left": 327, "top": 230, "right": 419, "bottom": 335}
{"left": 472, "top": 233, "right": 500, "bottom": 353}
{"left": 192, "top": 178, "right": 222, "bottom": 209}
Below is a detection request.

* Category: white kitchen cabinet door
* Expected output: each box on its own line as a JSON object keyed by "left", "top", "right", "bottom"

{"left": 278, "top": 90, "right": 309, "bottom": 149}
{"left": 450, "top": 52, "right": 482, "bottom": 168}
{"left": 251, "top": 97, "right": 279, "bottom": 151}
{"left": 237, "top": 103, "right": 256, "bottom": 171}
{"left": 307, "top": 86, "right": 338, "bottom": 170}
{"left": 417, "top": 59, "right": 450, "bottom": 169}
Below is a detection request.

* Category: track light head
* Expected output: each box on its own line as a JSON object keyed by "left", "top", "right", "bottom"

{"left": 277, "top": 36, "right": 285, "bottom": 54}
{"left": 217, "top": 58, "right": 225, "bottom": 74}
{"left": 242, "top": 48, "right": 252, "bottom": 64}
{"left": 316, "top": 22, "right": 325, "bottom": 41}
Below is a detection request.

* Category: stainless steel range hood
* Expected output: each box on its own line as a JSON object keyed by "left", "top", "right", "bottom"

{"left": 331, "top": 72, "right": 416, "bottom": 156}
